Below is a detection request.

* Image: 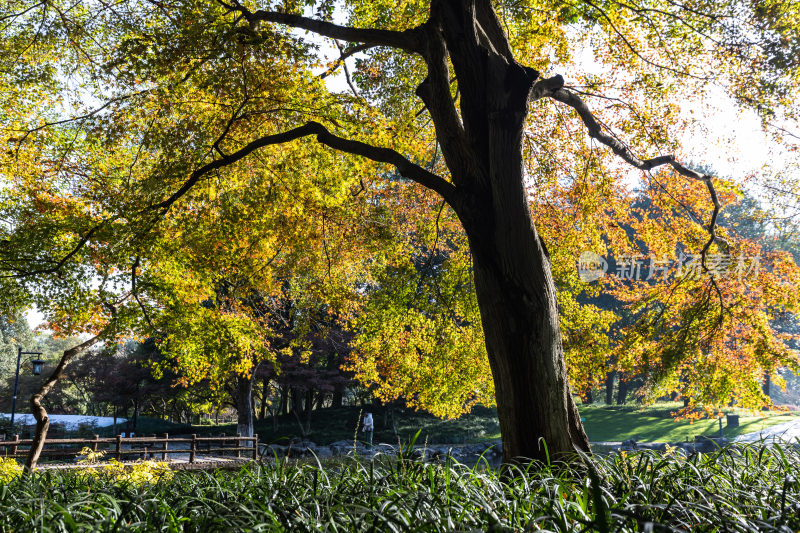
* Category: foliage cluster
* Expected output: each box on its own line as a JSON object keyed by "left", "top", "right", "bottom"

{"left": 75, "top": 446, "right": 174, "bottom": 486}
{"left": 0, "top": 458, "right": 21, "bottom": 485}
{"left": 0, "top": 446, "right": 799, "bottom": 531}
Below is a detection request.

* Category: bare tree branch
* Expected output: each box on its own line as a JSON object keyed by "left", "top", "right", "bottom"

{"left": 333, "top": 40, "right": 361, "bottom": 98}
{"left": 221, "top": 0, "right": 424, "bottom": 54}
{"left": 9, "top": 90, "right": 151, "bottom": 154}
{"left": 0, "top": 1, "right": 46, "bottom": 23}
{"left": 319, "top": 42, "right": 373, "bottom": 80}
{"left": 579, "top": 0, "right": 710, "bottom": 80}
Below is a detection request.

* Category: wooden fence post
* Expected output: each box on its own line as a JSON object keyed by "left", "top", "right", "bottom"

{"left": 236, "top": 433, "right": 242, "bottom": 459}
{"left": 11, "top": 435, "right": 19, "bottom": 456}
{"left": 115, "top": 434, "right": 122, "bottom": 461}
{"left": 190, "top": 434, "right": 197, "bottom": 463}
{"left": 252, "top": 434, "right": 258, "bottom": 461}
{"left": 92, "top": 434, "right": 99, "bottom": 453}
{"left": 162, "top": 433, "right": 168, "bottom": 461}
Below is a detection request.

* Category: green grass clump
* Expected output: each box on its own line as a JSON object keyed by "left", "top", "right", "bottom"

{"left": 1, "top": 443, "right": 800, "bottom": 532}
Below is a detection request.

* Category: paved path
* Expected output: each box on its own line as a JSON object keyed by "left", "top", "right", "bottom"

{"left": 734, "top": 419, "right": 800, "bottom": 443}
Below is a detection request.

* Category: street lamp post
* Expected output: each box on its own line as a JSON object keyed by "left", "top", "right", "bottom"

{"left": 9, "top": 347, "right": 44, "bottom": 431}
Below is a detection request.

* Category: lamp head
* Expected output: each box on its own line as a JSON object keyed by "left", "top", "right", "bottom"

{"left": 30, "top": 356, "right": 44, "bottom": 376}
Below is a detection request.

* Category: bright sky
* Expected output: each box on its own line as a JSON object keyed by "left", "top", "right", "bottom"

{"left": 677, "top": 86, "right": 795, "bottom": 185}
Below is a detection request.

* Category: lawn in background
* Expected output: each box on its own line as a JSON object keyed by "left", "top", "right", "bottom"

{"left": 580, "top": 403, "right": 798, "bottom": 442}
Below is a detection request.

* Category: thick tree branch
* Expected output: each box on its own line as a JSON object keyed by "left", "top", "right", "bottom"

{"left": 223, "top": 0, "right": 424, "bottom": 54}
{"left": 155, "top": 122, "right": 457, "bottom": 214}
{"left": 309, "top": 124, "right": 458, "bottom": 203}
{"left": 530, "top": 74, "right": 567, "bottom": 101}
{"left": 551, "top": 86, "right": 699, "bottom": 176}
{"left": 474, "top": 0, "right": 514, "bottom": 62}
{"left": 415, "top": 22, "right": 475, "bottom": 183}
{"left": 13, "top": 118, "right": 443, "bottom": 280}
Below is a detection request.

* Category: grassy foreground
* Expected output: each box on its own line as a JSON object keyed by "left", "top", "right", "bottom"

{"left": 2, "top": 444, "right": 800, "bottom": 532}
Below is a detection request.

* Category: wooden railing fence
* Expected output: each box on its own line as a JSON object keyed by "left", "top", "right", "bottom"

{"left": 0, "top": 433, "right": 258, "bottom": 463}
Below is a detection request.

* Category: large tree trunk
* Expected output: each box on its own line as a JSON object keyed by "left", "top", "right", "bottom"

{"left": 289, "top": 387, "right": 300, "bottom": 413}
{"left": 235, "top": 374, "right": 254, "bottom": 437}
{"left": 279, "top": 385, "right": 289, "bottom": 415}
{"left": 258, "top": 378, "right": 269, "bottom": 421}
{"left": 450, "top": 56, "right": 589, "bottom": 462}
{"left": 419, "top": 0, "right": 588, "bottom": 463}
{"left": 617, "top": 378, "right": 628, "bottom": 405}
{"left": 25, "top": 333, "right": 106, "bottom": 472}
{"left": 605, "top": 372, "right": 616, "bottom": 405}
{"left": 332, "top": 387, "right": 343, "bottom": 408}
{"left": 304, "top": 388, "right": 314, "bottom": 416}
{"left": 467, "top": 223, "right": 589, "bottom": 463}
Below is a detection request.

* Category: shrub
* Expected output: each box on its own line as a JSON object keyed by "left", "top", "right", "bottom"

{"left": 76, "top": 447, "right": 173, "bottom": 485}
{"left": 0, "top": 458, "right": 21, "bottom": 485}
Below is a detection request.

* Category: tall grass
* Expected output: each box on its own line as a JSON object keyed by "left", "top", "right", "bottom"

{"left": 1, "top": 443, "right": 799, "bottom": 531}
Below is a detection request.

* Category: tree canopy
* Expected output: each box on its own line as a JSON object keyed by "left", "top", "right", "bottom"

{"left": 2, "top": 0, "right": 799, "bottom": 461}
